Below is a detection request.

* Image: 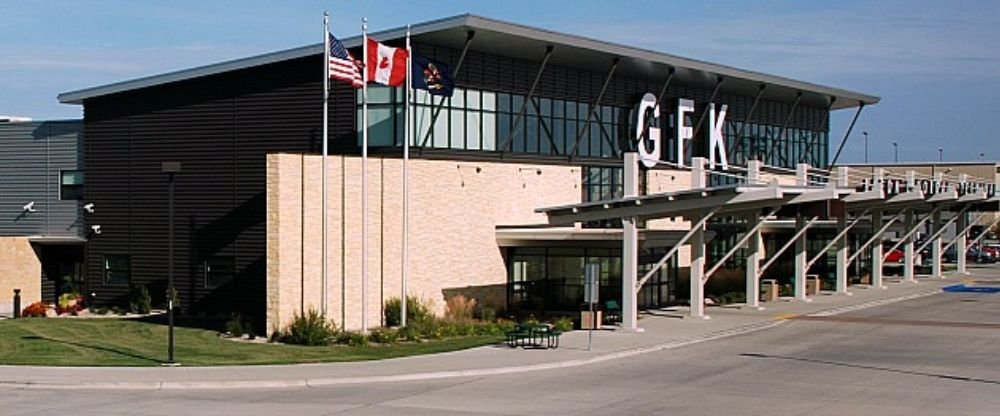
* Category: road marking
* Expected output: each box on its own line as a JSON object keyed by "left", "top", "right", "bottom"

{"left": 772, "top": 313, "right": 800, "bottom": 320}
{"left": 790, "top": 315, "right": 1000, "bottom": 329}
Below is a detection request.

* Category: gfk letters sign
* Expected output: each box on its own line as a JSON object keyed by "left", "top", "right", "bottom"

{"left": 634, "top": 94, "right": 729, "bottom": 170}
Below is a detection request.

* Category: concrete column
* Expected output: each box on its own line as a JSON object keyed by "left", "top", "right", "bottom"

{"left": 690, "top": 216, "right": 707, "bottom": 319}
{"left": 903, "top": 209, "right": 916, "bottom": 282}
{"left": 836, "top": 214, "right": 850, "bottom": 294}
{"left": 692, "top": 157, "right": 707, "bottom": 188}
{"left": 871, "top": 209, "right": 885, "bottom": 289}
{"left": 745, "top": 214, "right": 762, "bottom": 309}
{"left": 622, "top": 152, "right": 640, "bottom": 330}
{"left": 796, "top": 163, "right": 809, "bottom": 186}
{"left": 956, "top": 211, "right": 968, "bottom": 275}
{"left": 931, "top": 209, "right": 943, "bottom": 278}
{"left": 794, "top": 212, "right": 808, "bottom": 301}
{"left": 747, "top": 160, "right": 762, "bottom": 185}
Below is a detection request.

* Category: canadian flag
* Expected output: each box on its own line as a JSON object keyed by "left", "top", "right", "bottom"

{"left": 367, "top": 38, "right": 408, "bottom": 86}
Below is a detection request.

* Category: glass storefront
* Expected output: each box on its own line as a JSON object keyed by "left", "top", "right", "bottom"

{"left": 507, "top": 246, "right": 674, "bottom": 314}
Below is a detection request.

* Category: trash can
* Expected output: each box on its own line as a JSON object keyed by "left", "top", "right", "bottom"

{"left": 580, "top": 310, "right": 602, "bottom": 330}
{"left": 806, "top": 274, "right": 821, "bottom": 295}
{"left": 761, "top": 279, "right": 778, "bottom": 302}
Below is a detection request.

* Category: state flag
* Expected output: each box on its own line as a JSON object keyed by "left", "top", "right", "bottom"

{"left": 411, "top": 52, "right": 454, "bottom": 97}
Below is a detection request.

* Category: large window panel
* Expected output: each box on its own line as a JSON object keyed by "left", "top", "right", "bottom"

{"left": 466, "top": 111, "right": 481, "bottom": 150}
{"left": 450, "top": 108, "right": 465, "bottom": 149}
{"left": 482, "top": 112, "right": 497, "bottom": 151}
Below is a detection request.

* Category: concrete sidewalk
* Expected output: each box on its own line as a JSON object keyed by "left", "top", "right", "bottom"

{"left": 0, "top": 270, "right": 992, "bottom": 390}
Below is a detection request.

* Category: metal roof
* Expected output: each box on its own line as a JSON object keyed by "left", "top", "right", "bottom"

{"left": 59, "top": 14, "right": 879, "bottom": 109}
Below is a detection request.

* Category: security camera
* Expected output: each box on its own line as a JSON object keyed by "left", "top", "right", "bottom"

{"left": 83, "top": 203, "right": 95, "bottom": 213}
{"left": 90, "top": 225, "right": 102, "bottom": 235}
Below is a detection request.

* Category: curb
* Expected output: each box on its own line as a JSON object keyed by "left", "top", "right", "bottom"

{"left": 0, "top": 289, "right": 942, "bottom": 390}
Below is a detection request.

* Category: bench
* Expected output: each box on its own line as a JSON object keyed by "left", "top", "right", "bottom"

{"left": 506, "top": 323, "right": 561, "bottom": 349}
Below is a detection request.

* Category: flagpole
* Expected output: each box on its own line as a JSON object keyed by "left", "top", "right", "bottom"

{"left": 361, "top": 17, "right": 370, "bottom": 333}
{"left": 321, "top": 12, "right": 329, "bottom": 318}
{"left": 402, "top": 24, "right": 411, "bottom": 328}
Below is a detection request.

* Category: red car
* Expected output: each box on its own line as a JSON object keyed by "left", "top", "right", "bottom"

{"left": 884, "top": 248, "right": 904, "bottom": 263}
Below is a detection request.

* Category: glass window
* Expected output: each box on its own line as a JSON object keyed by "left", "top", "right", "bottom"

{"left": 433, "top": 108, "right": 449, "bottom": 148}
{"left": 367, "top": 107, "right": 394, "bottom": 146}
{"left": 466, "top": 111, "right": 481, "bottom": 150}
{"left": 104, "top": 255, "right": 130, "bottom": 286}
{"left": 482, "top": 112, "right": 497, "bottom": 151}
{"left": 368, "top": 85, "right": 392, "bottom": 103}
{"left": 466, "top": 89, "right": 481, "bottom": 110}
{"left": 482, "top": 91, "right": 497, "bottom": 111}
{"left": 450, "top": 108, "right": 465, "bottom": 149}
{"left": 204, "top": 256, "right": 235, "bottom": 289}
{"left": 60, "top": 170, "right": 84, "bottom": 200}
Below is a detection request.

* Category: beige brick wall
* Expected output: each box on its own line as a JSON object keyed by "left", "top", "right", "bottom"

{"left": 267, "top": 154, "right": 583, "bottom": 332}
{"left": 0, "top": 237, "right": 41, "bottom": 315}
{"left": 266, "top": 154, "right": 798, "bottom": 331}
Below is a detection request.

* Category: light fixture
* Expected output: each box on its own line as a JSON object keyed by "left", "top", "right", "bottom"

{"left": 90, "top": 224, "right": 102, "bottom": 235}
{"left": 83, "top": 203, "right": 95, "bottom": 213}
{"left": 22, "top": 201, "right": 35, "bottom": 213}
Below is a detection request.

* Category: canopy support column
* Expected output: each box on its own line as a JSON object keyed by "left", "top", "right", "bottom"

{"left": 931, "top": 209, "right": 943, "bottom": 278}
{"left": 794, "top": 212, "right": 809, "bottom": 301}
{"left": 622, "top": 152, "right": 640, "bottom": 331}
{"left": 871, "top": 209, "right": 885, "bottom": 289}
{"left": 836, "top": 214, "right": 850, "bottom": 294}
{"left": 903, "top": 209, "right": 916, "bottom": 282}
{"left": 956, "top": 212, "right": 968, "bottom": 275}
{"left": 690, "top": 213, "right": 708, "bottom": 319}
{"left": 745, "top": 214, "right": 763, "bottom": 309}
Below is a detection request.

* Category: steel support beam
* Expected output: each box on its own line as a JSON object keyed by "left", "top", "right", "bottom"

{"left": 969, "top": 214, "right": 1000, "bottom": 249}
{"left": 807, "top": 208, "right": 870, "bottom": 270}
{"left": 943, "top": 212, "right": 987, "bottom": 252}
{"left": 800, "top": 97, "right": 836, "bottom": 164}
{"left": 497, "top": 45, "right": 554, "bottom": 153}
{"left": 883, "top": 209, "right": 934, "bottom": 260}
{"left": 846, "top": 212, "right": 901, "bottom": 265}
{"left": 636, "top": 209, "right": 718, "bottom": 290}
{"left": 690, "top": 77, "right": 725, "bottom": 141}
{"left": 419, "top": 30, "right": 475, "bottom": 148}
{"left": 622, "top": 153, "right": 640, "bottom": 330}
{"left": 759, "top": 216, "right": 820, "bottom": 276}
{"left": 904, "top": 209, "right": 916, "bottom": 282}
{"left": 705, "top": 207, "right": 780, "bottom": 282}
{"left": 728, "top": 84, "right": 766, "bottom": 158}
{"left": 916, "top": 206, "right": 967, "bottom": 254}
{"left": 829, "top": 102, "right": 866, "bottom": 168}
{"left": 567, "top": 58, "right": 619, "bottom": 156}
{"left": 774, "top": 92, "right": 803, "bottom": 166}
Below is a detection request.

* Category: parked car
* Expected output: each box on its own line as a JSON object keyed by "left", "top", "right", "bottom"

{"left": 884, "top": 248, "right": 905, "bottom": 263}
{"left": 967, "top": 247, "right": 997, "bottom": 263}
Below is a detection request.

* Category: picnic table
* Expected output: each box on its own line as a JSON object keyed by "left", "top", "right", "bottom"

{"left": 506, "top": 322, "right": 562, "bottom": 349}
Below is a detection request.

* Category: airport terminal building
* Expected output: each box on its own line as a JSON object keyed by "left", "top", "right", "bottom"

{"left": 4, "top": 14, "right": 904, "bottom": 331}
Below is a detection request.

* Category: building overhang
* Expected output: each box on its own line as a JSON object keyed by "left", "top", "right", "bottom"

{"left": 58, "top": 14, "right": 879, "bottom": 109}
{"left": 537, "top": 184, "right": 845, "bottom": 225}
{"left": 495, "top": 226, "right": 713, "bottom": 248}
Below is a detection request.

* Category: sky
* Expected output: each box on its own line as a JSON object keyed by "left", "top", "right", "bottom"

{"left": 2, "top": 0, "right": 999, "bottom": 164}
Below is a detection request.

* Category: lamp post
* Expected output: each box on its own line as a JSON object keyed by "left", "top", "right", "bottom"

{"left": 161, "top": 161, "right": 181, "bottom": 366}
{"left": 862, "top": 131, "right": 869, "bottom": 163}
{"left": 938, "top": 147, "right": 943, "bottom": 162}
{"left": 892, "top": 142, "right": 898, "bottom": 163}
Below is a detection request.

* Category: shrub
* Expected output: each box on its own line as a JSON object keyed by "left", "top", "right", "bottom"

{"left": 128, "top": 284, "right": 152, "bottom": 314}
{"left": 444, "top": 295, "right": 477, "bottom": 322}
{"left": 477, "top": 306, "right": 496, "bottom": 323}
{"left": 56, "top": 293, "right": 84, "bottom": 315}
{"left": 281, "top": 309, "right": 337, "bottom": 346}
{"left": 397, "top": 325, "right": 421, "bottom": 341}
{"left": 550, "top": 316, "right": 573, "bottom": 332}
{"left": 21, "top": 301, "right": 48, "bottom": 318}
{"left": 368, "top": 328, "right": 399, "bottom": 344}
{"left": 714, "top": 292, "right": 746, "bottom": 305}
{"left": 224, "top": 313, "right": 251, "bottom": 337}
{"left": 335, "top": 331, "right": 369, "bottom": 347}
{"left": 384, "top": 295, "right": 433, "bottom": 327}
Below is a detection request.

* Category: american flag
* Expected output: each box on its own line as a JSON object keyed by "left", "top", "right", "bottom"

{"left": 329, "top": 33, "right": 363, "bottom": 88}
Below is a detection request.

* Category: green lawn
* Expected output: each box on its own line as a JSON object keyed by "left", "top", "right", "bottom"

{"left": 0, "top": 318, "right": 502, "bottom": 366}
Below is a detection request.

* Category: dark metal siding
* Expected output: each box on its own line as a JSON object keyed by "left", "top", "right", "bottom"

{"left": 83, "top": 56, "right": 356, "bottom": 320}
{"left": 0, "top": 120, "right": 84, "bottom": 238}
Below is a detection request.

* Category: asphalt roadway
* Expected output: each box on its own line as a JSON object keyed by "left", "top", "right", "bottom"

{"left": 5, "top": 273, "right": 1000, "bottom": 415}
